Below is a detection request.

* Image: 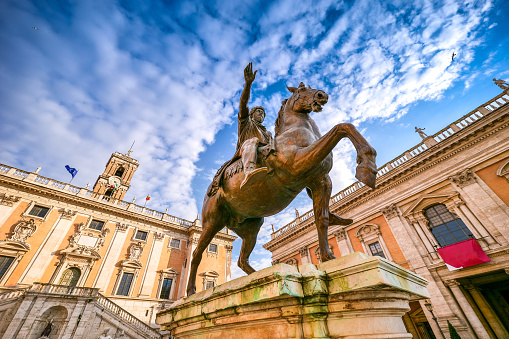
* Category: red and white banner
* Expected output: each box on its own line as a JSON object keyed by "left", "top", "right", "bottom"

{"left": 437, "top": 238, "right": 490, "bottom": 271}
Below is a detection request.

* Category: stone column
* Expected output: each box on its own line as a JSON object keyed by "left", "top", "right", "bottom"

{"left": 450, "top": 169, "right": 509, "bottom": 242}
{"left": 382, "top": 204, "right": 426, "bottom": 270}
{"left": 138, "top": 232, "right": 165, "bottom": 297}
{"left": 445, "top": 280, "right": 490, "bottom": 339}
{"left": 225, "top": 245, "right": 233, "bottom": 281}
{"left": 333, "top": 227, "right": 353, "bottom": 256}
{"left": 299, "top": 246, "right": 310, "bottom": 264}
{"left": 20, "top": 210, "right": 77, "bottom": 284}
{"left": 177, "top": 236, "right": 198, "bottom": 298}
{"left": 92, "top": 223, "right": 129, "bottom": 292}
{"left": 407, "top": 213, "right": 439, "bottom": 260}
{"left": 464, "top": 284, "right": 509, "bottom": 339}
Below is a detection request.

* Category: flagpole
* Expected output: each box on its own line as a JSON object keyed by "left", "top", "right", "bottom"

{"left": 69, "top": 169, "right": 79, "bottom": 184}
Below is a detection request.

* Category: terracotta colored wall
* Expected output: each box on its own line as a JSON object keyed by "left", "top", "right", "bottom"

{"left": 151, "top": 237, "right": 187, "bottom": 299}
{"left": 5, "top": 203, "right": 60, "bottom": 285}
{"left": 348, "top": 215, "right": 408, "bottom": 268}
{"left": 280, "top": 253, "right": 301, "bottom": 265}
{"left": 476, "top": 158, "right": 509, "bottom": 206}
{"left": 0, "top": 201, "right": 30, "bottom": 237}
{"left": 195, "top": 244, "right": 228, "bottom": 293}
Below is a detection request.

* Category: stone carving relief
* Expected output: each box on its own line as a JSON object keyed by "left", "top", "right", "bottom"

{"left": 271, "top": 258, "right": 280, "bottom": 266}
{"left": 67, "top": 222, "right": 110, "bottom": 255}
{"left": 298, "top": 246, "right": 309, "bottom": 258}
{"left": 128, "top": 242, "right": 144, "bottom": 261}
{"left": 59, "top": 209, "right": 77, "bottom": 220}
{"left": 116, "top": 223, "right": 129, "bottom": 232}
{"left": 8, "top": 219, "right": 37, "bottom": 245}
{"left": 284, "top": 258, "right": 298, "bottom": 266}
{"left": 449, "top": 169, "right": 476, "bottom": 188}
{"left": 0, "top": 194, "right": 21, "bottom": 207}
{"left": 382, "top": 204, "right": 399, "bottom": 220}
{"left": 496, "top": 158, "right": 509, "bottom": 182}
{"left": 154, "top": 232, "right": 165, "bottom": 241}
{"left": 333, "top": 227, "right": 347, "bottom": 240}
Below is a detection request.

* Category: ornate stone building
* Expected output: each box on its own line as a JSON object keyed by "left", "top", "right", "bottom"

{"left": 0, "top": 151, "right": 236, "bottom": 338}
{"left": 264, "top": 88, "right": 509, "bottom": 338}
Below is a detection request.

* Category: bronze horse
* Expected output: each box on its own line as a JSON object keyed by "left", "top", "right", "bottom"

{"left": 187, "top": 80, "right": 377, "bottom": 296}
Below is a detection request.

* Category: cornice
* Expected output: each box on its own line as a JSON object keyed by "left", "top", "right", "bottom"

{"left": 264, "top": 106, "right": 508, "bottom": 250}
{"left": 0, "top": 176, "right": 191, "bottom": 235}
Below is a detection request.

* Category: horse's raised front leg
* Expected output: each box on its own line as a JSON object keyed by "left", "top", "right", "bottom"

{"left": 293, "top": 123, "right": 377, "bottom": 188}
{"left": 308, "top": 175, "right": 335, "bottom": 262}
{"left": 187, "top": 196, "right": 229, "bottom": 296}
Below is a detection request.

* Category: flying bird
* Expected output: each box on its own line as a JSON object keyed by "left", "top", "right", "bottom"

{"left": 32, "top": 26, "right": 39, "bottom": 30}
{"left": 452, "top": 52, "right": 456, "bottom": 61}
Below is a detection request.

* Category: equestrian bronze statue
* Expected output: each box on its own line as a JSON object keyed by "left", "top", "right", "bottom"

{"left": 187, "top": 63, "right": 377, "bottom": 295}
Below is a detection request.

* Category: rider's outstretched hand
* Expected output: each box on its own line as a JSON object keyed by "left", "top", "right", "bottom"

{"left": 244, "top": 62, "right": 257, "bottom": 84}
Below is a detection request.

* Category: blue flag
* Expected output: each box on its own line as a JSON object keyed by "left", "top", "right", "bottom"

{"left": 65, "top": 165, "right": 78, "bottom": 179}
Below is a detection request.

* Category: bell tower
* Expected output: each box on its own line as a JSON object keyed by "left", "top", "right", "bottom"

{"left": 92, "top": 150, "right": 139, "bottom": 200}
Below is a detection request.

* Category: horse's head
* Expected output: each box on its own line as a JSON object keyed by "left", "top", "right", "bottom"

{"left": 286, "top": 82, "right": 328, "bottom": 114}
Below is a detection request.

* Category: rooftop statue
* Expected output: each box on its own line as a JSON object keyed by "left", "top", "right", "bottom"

{"left": 187, "top": 63, "right": 377, "bottom": 295}
{"left": 493, "top": 78, "right": 509, "bottom": 90}
{"left": 415, "top": 126, "right": 428, "bottom": 140}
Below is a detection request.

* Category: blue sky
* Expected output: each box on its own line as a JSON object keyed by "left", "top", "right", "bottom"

{"left": 1, "top": 0, "right": 508, "bottom": 279}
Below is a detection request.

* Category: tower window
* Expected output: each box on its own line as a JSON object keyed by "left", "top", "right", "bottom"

{"left": 208, "top": 244, "right": 218, "bottom": 253}
{"left": 89, "top": 219, "right": 105, "bottom": 231}
{"left": 28, "top": 205, "right": 50, "bottom": 218}
{"left": 424, "top": 204, "right": 473, "bottom": 247}
{"left": 115, "top": 166, "right": 125, "bottom": 177}
{"left": 104, "top": 189, "right": 113, "bottom": 197}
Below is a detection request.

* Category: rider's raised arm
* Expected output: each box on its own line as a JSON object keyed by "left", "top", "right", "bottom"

{"left": 239, "top": 62, "right": 257, "bottom": 121}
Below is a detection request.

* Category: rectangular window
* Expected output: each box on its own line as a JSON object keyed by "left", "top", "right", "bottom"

{"left": 368, "top": 242, "right": 386, "bottom": 259}
{"left": 28, "top": 205, "right": 49, "bottom": 218}
{"left": 0, "top": 256, "right": 15, "bottom": 281}
{"left": 116, "top": 272, "right": 134, "bottom": 296}
{"left": 170, "top": 238, "right": 180, "bottom": 249}
{"left": 205, "top": 281, "right": 215, "bottom": 289}
{"left": 208, "top": 244, "right": 218, "bottom": 253}
{"left": 89, "top": 220, "right": 104, "bottom": 231}
{"left": 159, "top": 278, "right": 173, "bottom": 299}
{"left": 135, "top": 230, "right": 148, "bottom": 241}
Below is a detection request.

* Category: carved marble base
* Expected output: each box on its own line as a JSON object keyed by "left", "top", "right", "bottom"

{"left": 156, "top": 252, "right": 429, "bottom": 339}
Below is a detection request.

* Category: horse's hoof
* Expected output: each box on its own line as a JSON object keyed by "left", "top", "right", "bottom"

{"left": 355, "top": 165, "right": 376, "bottom": 189}
{"left": 330, "top": 213, "right": 353, "bottom": 226}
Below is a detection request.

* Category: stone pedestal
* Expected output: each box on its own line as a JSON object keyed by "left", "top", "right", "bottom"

{"left": 156, "top": 252, "right": 429, "bottom": 339}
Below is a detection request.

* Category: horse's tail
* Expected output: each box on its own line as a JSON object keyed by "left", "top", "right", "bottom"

{"left": 275, "top": 99, "right": 288, "bottom": 137}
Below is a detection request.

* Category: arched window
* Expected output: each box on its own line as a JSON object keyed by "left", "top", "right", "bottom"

{"left": 104, "top": 189, "right": 113, "bottom": 197}
{"left": 59, "top": 267, "right": 81, "bottom": 287}
{"left": 424, "top": 204, "right": 473, "bottom": 247}
{"left": 115, "top": 166, "right": 125, "bottom": 177}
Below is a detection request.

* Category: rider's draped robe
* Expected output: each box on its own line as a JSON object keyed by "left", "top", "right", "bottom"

{"left": 208, "top": 115, "right": 274, "bottom": 196}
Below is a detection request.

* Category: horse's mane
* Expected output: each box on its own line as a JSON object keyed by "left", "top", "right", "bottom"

{"left": 274, "top": 99, "right": 288, "bottom": 137}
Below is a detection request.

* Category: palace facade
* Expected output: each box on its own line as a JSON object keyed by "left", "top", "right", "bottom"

{"left": 264, "top": 87, "right": 509, "bottom": 339}
{"left": 0, "top": 151, "right": 236, "bottom": 338}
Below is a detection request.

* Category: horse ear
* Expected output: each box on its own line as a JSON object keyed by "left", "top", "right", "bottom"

{"left": 299, "top": 82, "right": 305, "bottom": 88}
{"left": 287, "top": 85, "right": 297, "bottom": 93}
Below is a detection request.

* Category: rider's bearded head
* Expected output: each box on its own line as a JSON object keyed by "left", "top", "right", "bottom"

{"left": 249, "top": 106, "right": 265, "bottom": 123}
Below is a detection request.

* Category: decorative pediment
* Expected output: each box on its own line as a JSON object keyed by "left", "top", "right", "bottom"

{"left": 199, "top": 270, "right": 219, "bottom": 278}
{"left": 121, "top": 258, "right": 143, "bottom": 269}
{"left": 497, "top": 158, "right": 509, "bottom": 182}
{"left": 60, "top": 246, "right": 101, "bottom": 260}
{"left": 160, "top": 267, "right": 179, "bottom": 277}
{"left": 402, "top": 192, "right": 458, "bottom": 216}
{"left": 355, "top": 224, "right": 380, "bottom": 240}
{"left": 0, "top": 240, "right": 30, "bottom": 253}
